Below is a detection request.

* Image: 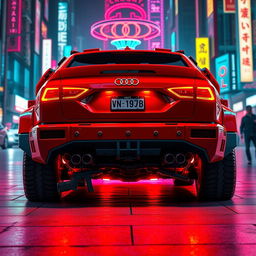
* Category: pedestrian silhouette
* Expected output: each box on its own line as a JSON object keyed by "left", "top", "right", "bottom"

{"left": 240, "top": 105, "right": 256, "bottom": 165}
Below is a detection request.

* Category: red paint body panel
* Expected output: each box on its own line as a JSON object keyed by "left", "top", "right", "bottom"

{"left": 29, "top": 123, "right": 225, "bottom": 164}
{"left": 19, "top": 49, "right": 237, "bottom": 170}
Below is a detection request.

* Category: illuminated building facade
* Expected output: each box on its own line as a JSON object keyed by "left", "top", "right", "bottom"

{"left": 91, "top": 0, "right": 164, "bottom": 50}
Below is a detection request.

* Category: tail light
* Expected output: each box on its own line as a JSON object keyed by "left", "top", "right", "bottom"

{"left": 168, "top": 86, "right": 215, "bottom": 101}
{"left": 196, "top": 87, "right": 215, "bottom": 101}
{"left": 41, "top": 88, "right": 59, "bottom": 102}
{"left": 168, "top": 87, "right": 193, "bottom": 99}
{"left": 63, "top": 87, "right": 89, "bottom": 99}
{"left": 41, "top": 87, "right": 89, "bottom": 102}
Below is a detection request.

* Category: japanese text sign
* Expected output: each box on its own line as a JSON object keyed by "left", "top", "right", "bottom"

{"left": 224, "top": 0, "right": 235, "bottom": 13}
{"left": 58, "top": 2, "right": 68, "bottom": 60}
{"left": 238, "top": 0, "right": 253, "bottom": 82}
{"left": 196, "top": 38, "right": 210, "bottom": 69}
{"left": 7, "top": 0, "right": 22, "bottom": 52}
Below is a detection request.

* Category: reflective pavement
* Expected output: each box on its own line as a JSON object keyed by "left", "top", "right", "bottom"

{"left": 0, "top": 147, "right": 256, "bottom": 255}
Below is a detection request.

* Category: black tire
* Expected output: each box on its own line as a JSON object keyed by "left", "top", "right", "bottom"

{"left": 23, "top": 153, "right": 60, "bottom": 202}
{"left": 174, "top": 179, "right": 194, "bottom": 186}
{"left": 196, "top": 150, "right": 236, "bottom": 201}
{"left": 2, "top": 137, "right": 8, "bottom": 149}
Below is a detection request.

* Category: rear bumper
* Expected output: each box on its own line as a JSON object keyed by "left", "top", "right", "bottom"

{"left": 20, "top": 122, "right": 229, "bottom": 164}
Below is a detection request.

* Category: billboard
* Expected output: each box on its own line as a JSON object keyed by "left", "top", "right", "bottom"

{"left": 148, "top": 0, "right": 164, "bottom": 49}
{"left": 215, "top": 54, "right": 230, "bottom": 94}
{"left": 15, "top": 95, "right": 28, "bottom": 113}
{"left": 195, "top": 38, "right": 210, "bottom": 69}
{"left": 171, "top": 32, "right": 176, "bottom": 51}
{"left": 215, "top": 53, "right": 237, "bottom": 94}
{"left": 223, "top": 0, "right": 235, "bottom": 13}
{"left": 7, "top": 0, "right": 22, "bottom": 52}
{"left": 42, "top": 39, "right": 52, "bottom": 75}
{"left": 58, "top": 2, "right": 69, "bottom": 60}
{"left": 238, "top": 0, "right": 253, "bottom": 82}
{"left": 35, "top": 0, "right": 41, "bottom": 54}
{"left": 207, "top": 0, "right": 213, "bottom": 17}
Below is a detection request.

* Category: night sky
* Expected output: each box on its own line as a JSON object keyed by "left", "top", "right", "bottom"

{"left": 74, "top": 0, "right": 105, "bottom": 50}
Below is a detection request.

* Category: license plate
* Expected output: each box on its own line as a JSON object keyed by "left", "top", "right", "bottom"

{"left": 111, "top": 97, "right": 145, "bottom": 111}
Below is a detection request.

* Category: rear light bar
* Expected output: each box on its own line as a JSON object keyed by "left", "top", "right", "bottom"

{"left": 167, "top": 86, "right": 215, "bottom": 101}
{"left": 41, "top": 87, "right": 89, "bottom": 102}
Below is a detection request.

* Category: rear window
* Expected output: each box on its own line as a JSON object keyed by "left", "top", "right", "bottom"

{"left": 68, "top": 52, "right": 188, "bottom": 67}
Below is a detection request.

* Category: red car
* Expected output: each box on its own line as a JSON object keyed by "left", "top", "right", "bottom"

{"left": 19, "top": 48, "right": 237, "bottom": 202}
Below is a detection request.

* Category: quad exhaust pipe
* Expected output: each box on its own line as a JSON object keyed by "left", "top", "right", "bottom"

{"left": 71, "top": 154, "right": 82, "bottom": 165}
{"left": 82, "top": 154, "right": 93, "bottom": 165}
{"left": 68, "top": 153, "right": 93, "bottom": 166}
{"left": 164, "top": 153, "right": 186, "bottom": 165}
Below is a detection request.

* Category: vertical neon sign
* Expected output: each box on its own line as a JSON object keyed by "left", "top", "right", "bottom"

{"left": 148, "top": 0, "right": 164, "bottom": 49}
{"left": 92, "top": 0, "right": 161, "bottom": 49}
{"left": 34, "top": 0, "right": 41, "bottom": 54}
{"left": 58, "top": 2, "right": 68, "bottom": 60}
{"left": 42, "top": 39, "right": 52, "bottom": 75}
{"left": 7, "top": 0, "right": 22, "bottom": 52}
{"left": 238, "top": 0, "right": 253, "bottom": 82}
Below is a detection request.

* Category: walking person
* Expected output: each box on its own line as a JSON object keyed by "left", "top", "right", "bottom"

{"left": 240, "top": 105, "right": 256, "bottom": 165}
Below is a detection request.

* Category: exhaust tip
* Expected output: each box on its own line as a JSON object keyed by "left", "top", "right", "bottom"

{"left": 82, "top": 154, "right": 93, "bottom": 165}
{"left": 71, "top": 154, "right": 82, "bottom": 165}
{"left": 164, "top": 153, "right": 175, "bottom": 165}
{"left": 176, "top": 153, "right": 186, "bottom": 165}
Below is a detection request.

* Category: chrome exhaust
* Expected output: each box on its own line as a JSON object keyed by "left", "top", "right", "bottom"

{"left": 164, "top": 153, "right": 175, "bottom": 165}
{"left": 70, "top": 154, "right": 82, "bottom": 165}
{"left": 82, "top": 154, "right": 93, "bottom": 165}
{"left": 176, "top": 153, "right": 186, "bottom": 165}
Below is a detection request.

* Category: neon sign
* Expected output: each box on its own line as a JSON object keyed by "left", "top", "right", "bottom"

{"left": 196, "top": 37, "right": 210, "bottom": 69}
{"left": 42, "top": 39, "right": 52, "bottom": 75}
{"left": 91, "top": 0, "right": 161, "bottom": 49}
{"left": 35, "top": 0, "right": 41, "bottom": 54}
{"left": 58, "top": 2, "right": 68, "bottom": 60}
{"left": 147, "top": 0, "right": 164, "bottom": 49}
{"left": 238, "top": 0, "right": 253, "bottom": 82}
{"left": 7, "top": 0, "right": 22, "bottom": 52}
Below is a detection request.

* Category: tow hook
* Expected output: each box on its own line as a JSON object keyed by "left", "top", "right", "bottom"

{"left": 57, "top": 170, "right": 100, "bottom": 192}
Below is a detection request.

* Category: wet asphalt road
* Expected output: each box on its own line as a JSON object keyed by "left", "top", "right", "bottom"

{"left": 0, "top": 146, "right": 256, "bottom": 255}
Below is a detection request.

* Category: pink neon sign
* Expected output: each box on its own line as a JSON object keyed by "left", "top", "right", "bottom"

{"left": 7, "top": 0, "right": 22, "bottom": 52}
{"left": 91, "top": 0, "right": 161, "bottom": 49}
{"left": 147, "top": 0, "right": 164, "bottom": 49}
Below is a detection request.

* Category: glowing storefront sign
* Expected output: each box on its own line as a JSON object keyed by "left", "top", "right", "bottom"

{"left": 171, "top": 32, "right": 176, "bottom": 51}
{"left": 148, "top": 0, "right": 164, "bottom": 49}
{"left": 58, "top": 2, "right": 68, "bottom": 60}
{"left": 238, "top": 0, "right": 253, "bottom": 82}
{"left": 7, "top": 0, "right": 22, "bottom": 52}
{"left": 44, "top": 0, "right": 49, "bottom": 20}
{"left": 207, "top": 0, "right": 213, "bottom": 17}
{"left": 91, "top": 0, "right": 161, "bottom": 49}
{"left": 42, "top": 39, "right": 52, "bottom": 74}
{"left": 246, "top": 95, "right": 256, "bottom": 107}
{"left": 15, "top": 95, "right": 28, "bottom": 113}
{"left": 0, "top": 108, "right": 2, "bottom": 123}
{"left": 35, "top": 0, "right": 41, "bottom": 54}
{"left": 224, "top": 0, "right": 235, "bottom": 13}
{"left": 41, "top": 21, "right": 48, "bottom": 39}
{"left": 196, "top": 38, "right": 210, "bottom": 69}
{"left": 233, "top": 101, "right": 243, "bottom": 112}
{"left": 231, "top": 54, "right": 237, "bottom": 90}
{"left": 64, "top": 45, "right": 72, "bottom": 56}
{"left": 215, "top": 54, "right": 230, "bottom": 94}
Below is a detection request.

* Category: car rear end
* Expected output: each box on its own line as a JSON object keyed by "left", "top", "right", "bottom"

{"left": 19, "top": 49, "right": 237, "bottom": 201}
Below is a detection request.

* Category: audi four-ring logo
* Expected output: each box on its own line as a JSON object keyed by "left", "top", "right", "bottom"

{"left": 114, "top": 78, "right": 140, "bottom": 86}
